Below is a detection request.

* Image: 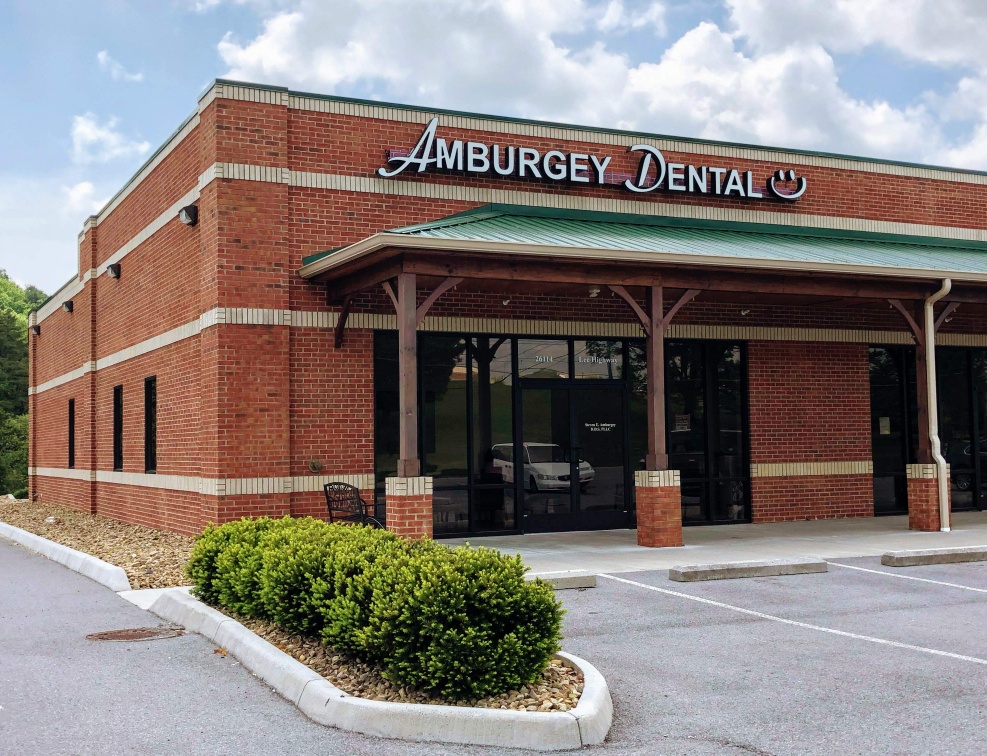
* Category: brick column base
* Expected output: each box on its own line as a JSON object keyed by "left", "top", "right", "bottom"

{"left": 635, "top": 470, "right": 683, "bottom": 548}
{"left": 384, "top": 476, "right": 433, "bottom": 539}
{"left": 907, "top": 464, "right": 951, "bottom": 531}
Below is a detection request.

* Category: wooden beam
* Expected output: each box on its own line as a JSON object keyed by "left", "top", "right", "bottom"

{"left": 401, "top": 255, "right": 947, "bottom": 301}
{"left": 396, "top": 272, "right": 420, "bottom": 478}
{"left": 416, "top": 276, "right": 464, "bottom": 326}
{"left": 935, "top": 302, "right": 960, "bottom": 332}
{"left": 333, "top": 295, "right": 354, "bottom": 350}
{"left": 325, "top": 258, "right": 404, "bottom": 299}
{"left": 608, "top": 285, "right": 651, "bottom": 334}
{"left": 645, "top": 286, "right": 667, "bottom": 470}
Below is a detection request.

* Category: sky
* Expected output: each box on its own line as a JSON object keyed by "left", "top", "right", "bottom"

{"left": 3, "top": 0, "right": 987, "bottom": 296}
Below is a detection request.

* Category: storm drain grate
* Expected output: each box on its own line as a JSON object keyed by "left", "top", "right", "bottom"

{"left": 86, "top": 627, "right": 185, "bottom": 642}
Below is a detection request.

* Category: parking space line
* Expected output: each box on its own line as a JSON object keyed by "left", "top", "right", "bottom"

{"left": 827, "top": 561, "right": 987, "bottom": 593}
{"left": 598, "top": 573, "right": 987, "bottom": 667}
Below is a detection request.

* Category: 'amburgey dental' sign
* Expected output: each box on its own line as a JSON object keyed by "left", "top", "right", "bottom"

{"left": 378, "top": 117, "right": 806, "bottom": 201}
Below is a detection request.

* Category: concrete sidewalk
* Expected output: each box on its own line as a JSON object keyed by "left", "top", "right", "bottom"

{"left": 445, "top": 511, "right": 987, "bottom": 574}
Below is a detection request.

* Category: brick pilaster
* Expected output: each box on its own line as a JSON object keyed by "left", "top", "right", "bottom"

{"left": 907, "top": 464, "right": 951, "bottom": 531}
{"left": 385, "top": 476, "right": 433, "bottom": 539}
{"left": 635, "top": 470, "right": 683, "bottom": 547}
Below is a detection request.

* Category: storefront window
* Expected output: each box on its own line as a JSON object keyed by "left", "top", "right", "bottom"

{"left": 574, "top": 340, "right": 624, "bottom": 379}
{"left": 517, "top": 339, "right": 569, "bottom": 378}
{"left": 421, "top": 336, "right": 469, "bottom": 486}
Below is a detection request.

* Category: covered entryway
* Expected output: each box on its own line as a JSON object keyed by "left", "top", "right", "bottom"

{"left": 301, "top": 204, "right": 987, "bottom": 545}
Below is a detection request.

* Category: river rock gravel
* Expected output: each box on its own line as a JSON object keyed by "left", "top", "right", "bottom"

{"left": 230, "top": 612, "right": 584, "bottom": 712}
{"left": 0, "top": 500, "right": 193, "bottom": 589}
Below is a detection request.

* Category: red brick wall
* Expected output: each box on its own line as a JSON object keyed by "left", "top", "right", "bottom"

{"left": 751, "top": 476, "right": 873, "bottom": 522}
{"left": 748, "top": 341, "right": 874, "bottom": 521}
{"left": 28, "top": 86, "right": 987, "bottom": 536}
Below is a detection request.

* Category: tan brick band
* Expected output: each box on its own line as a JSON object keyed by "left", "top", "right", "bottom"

{"left": 750, "top": 461, "right": 873, "bottom": 478}
{"left": 29, "top": 468, "right": 373, "bottom": 495}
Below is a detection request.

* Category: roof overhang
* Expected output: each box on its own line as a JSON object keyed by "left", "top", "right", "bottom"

{"left": 299, "top": 231, "right": 987, "bottom": 287}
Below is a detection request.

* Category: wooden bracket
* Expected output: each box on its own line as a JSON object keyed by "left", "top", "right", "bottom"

{"left": 888, "top": 299, "right": 924, "bottom": 346}
{"left": 662, "top": 289, "right": 701, "bottom": 331}
{"left": 608, "top": 285, "right": 652, "bottom": 335}
{"left": 416, "top": 276, "right": 463, "bottom": 326}
{"left": 610, "top": 286, "right": 701, "bottom": 336}
{"left": 935, "top": 302, "right": 960, "bottom": 332}
{"left": 334, "top": 295, "right": 354, "bottom": 349}
{"left": 382, "top": 280, "right": 399, "bottom": 311}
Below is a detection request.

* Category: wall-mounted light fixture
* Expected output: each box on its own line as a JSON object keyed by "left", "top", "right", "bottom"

{"left": 588, "top": 287, "right": 601, "bottom": 298}
{"left": 30, "top": 325, "right": 40, "bottom": 336}
{"left": 502, "top": 298, "right": 511, "bottom": 306}
{"left": 107, "top": 263, "right": 121, "bottom": 279}
{"left": 63, "top": 301, "right": 74, "bottom": 313}
{"left": 178, "top": 204, "right": 198, "bottom": 226}
{"left": 740, "top": 309, "right": 750, "bottom": 316}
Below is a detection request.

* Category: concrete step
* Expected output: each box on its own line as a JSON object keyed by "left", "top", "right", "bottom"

{"left": 881, "top": 546, "right": 987, "bottom": 567}
{"left": 668, "top": 558, "right": 828, "bottom": 582}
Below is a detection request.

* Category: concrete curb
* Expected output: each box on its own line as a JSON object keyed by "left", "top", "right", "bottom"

{"left": 528, "top": 570, "right": 597, "bottom": 589}
{"left": 669, "top": 557, "right": 828, "bottom": 582}
{"left": 882, "top": 546, "right": 987, "bottom": 567}
{"left": 0, "top": 521, "right": 132, "bottom": 592}
{"left": 149, "top": 589, "right": 612, "bottom": 750}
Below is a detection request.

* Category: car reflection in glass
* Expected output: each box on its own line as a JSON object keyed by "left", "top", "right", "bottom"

{"left": 490, "top": 443, "right": 595, "bottom": 492}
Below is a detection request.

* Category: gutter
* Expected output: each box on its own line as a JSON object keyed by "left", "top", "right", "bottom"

{"left": 924, "top": 279, "right": 952, "bottom": 531}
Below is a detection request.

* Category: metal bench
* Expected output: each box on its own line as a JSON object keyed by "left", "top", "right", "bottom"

{"left": 323, "top": 482, "right": 384, "bottom": 528}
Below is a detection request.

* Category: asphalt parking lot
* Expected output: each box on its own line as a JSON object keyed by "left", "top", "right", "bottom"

{"left": 5, "top": 537, "right": 987, "bottom": 756}
{"left": 559, "top": 557, "right": 987, "bottom": 755}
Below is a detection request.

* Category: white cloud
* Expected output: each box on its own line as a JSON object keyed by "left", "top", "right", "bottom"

{"left": 62, "top": 181, "right": 108, "bottom": 215}
{"left": 96, "top": 51, "right": 144, "bottom": 82}
{"left": 597, "top": 0, "right": 665, "bottom": 35}
{"left": 204, "top": 0, "right": 987, "bottom": 169}
{"left": 0, "top": 176, "right": 105, "bottom": 293}
{"left": 71, "top": 113, "right": 151, "bottom": 165}
{"left": 726, "top": 0, "right": 987, "bottom": 70}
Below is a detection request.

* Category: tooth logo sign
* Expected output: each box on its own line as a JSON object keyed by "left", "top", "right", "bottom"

{"left": 767, "top": 169, "right": 807, "bottom": 201}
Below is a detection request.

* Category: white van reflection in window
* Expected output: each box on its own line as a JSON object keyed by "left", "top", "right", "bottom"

{"left": 490, "top": 443, "right": 595, "bottom": 493}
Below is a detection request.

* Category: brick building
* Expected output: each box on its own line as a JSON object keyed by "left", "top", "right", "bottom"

{"left": 27, "top": 79, "right": 987, "bottom": 545}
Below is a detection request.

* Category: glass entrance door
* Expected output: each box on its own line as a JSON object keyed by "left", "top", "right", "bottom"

{"left": 520, "top": 385, "right": 629, "bottom": 532}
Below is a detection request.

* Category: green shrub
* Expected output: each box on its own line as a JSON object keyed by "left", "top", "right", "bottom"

{"left": 314, "top": 525, "right": 410, "bottom": 657}
{"left": 366, "top": 546, "right": 563, "bottom": 700}
{"left": 185, "top": 517, "right": 564, "bottom": 701}
{"left": 258, "top": 519, "right": 346, "bottom": 635}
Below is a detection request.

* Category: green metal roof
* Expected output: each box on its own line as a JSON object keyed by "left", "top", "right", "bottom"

{"left": 304, "top": 205, "right": 987, "bottom": 278}
{"left": 379, "top": 205, "right": 987, "bottom": 277}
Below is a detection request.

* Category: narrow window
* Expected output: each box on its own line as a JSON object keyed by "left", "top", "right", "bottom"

{"left": 144, "top": 377, "right": 157, "bottom": 474}
{"left": 113, "top": 385, "right": 123, "bottom": 472}
{"left": 68, "top": 399, "right": 75, "bottom": 469}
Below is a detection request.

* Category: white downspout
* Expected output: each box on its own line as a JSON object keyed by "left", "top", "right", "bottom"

{"left": 924, "top": 278, "right": 952, "bottom": 531}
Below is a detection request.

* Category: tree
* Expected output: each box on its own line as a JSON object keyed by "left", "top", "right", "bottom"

{"left": 0, "top": 309, "right": 28, "bottom": 416}
{"left": 0, "top": 271, "right": 45, "bottom": 496}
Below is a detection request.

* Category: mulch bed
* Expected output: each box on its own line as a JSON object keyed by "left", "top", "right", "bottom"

{"left": 0, "top": 500, "right": 193, "bottom": 589}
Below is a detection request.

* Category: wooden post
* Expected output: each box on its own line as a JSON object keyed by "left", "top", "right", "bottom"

{"left": 396, "top": 272, "right": 420, "bottom": 477}
{"left": 646, "top": 285, "right": 668, "bottom": 470}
